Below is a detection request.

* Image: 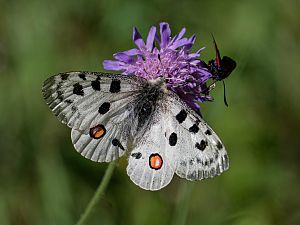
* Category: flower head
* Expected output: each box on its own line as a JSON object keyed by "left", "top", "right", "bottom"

{"left": 103, "top": 22, "right": 213, "bottom": 112}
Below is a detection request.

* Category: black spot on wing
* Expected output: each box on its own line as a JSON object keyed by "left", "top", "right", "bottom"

{"left": 98, "top": 102, "right": 110, "bottom": 114}
{"left": 65, "top": 99, "right": 73, "bottom": 104}
{"left": 189, "top": 124, "right": 199, "bottom": 133}
{"left": 73, "top": 83, "right": 84, "bottom": 96}
{"left": 131, "top": 152, "right": 142, "bottom": 159}
{"left": 60, "top": 73, "right": 69, "bottom": 80}
{"left": 216, "top": 141, "right": 223, "bottom": 150}
{"left": 215, "top": 152, "right": 219, "bottom": 159}
{"left": 78, "top": 73, "right": 86, "bottom": 80}
{"left": 91, "top": 77, "right": 101, "bottom": 91}
{"left": 195, "top": 119, "right": 201, "bottom": 125}
{"left": 112, "top": 138, "right": 125, "bottom": 150}
{"left": 176, "top": 109, "right": 187, "bottom": 123}
{"left": 187, "top": 171, "right": 198, "bottom": 180}
{"left": 169, "top": 132, "right": 177, "bottom": 146}
{"left": 110, "top": 79, "right": 121, "bottom": 93}
{"left": 195, "top": 140, "right": 208, "bottom": 151}
{"left": 57, "top": 90, "right": 63, "bottom": 101}
{"left": 180, "top": 161, "right": 187, "bottom": 167}
{"left": 189, "top": 159, "right": 195, "bottom": 165}
{"left": 71, "top": 105, "right": 77, "bottom": 112}
{"left": 205, "top": 129, "right": 212, "bottom": 135}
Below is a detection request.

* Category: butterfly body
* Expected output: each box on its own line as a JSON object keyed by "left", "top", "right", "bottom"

{"left": 43, "top": 71, "right": 229, "bottom": 190}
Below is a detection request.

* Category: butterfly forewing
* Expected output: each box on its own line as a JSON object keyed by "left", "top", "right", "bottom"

{"left": 43, "top": 72, "right": 145, "bottom": 162}
{"left": 42, "top": 72, "right": 143, "bottom": 129}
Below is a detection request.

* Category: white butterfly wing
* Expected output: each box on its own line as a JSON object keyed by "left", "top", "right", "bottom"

{"left": 166, "top": 93, "right": 229, "bottom": 180}
{"left": 126, "top": 86, "right": 229, "bottom": 191}
{"left": 43, "top": 72, "right": 142, "bottom": 129}
{"left": 127, "top": 110, "right": 177, "bottom": 191}
{"left": 43, "top": 72, "right": 144, "bottom": 162}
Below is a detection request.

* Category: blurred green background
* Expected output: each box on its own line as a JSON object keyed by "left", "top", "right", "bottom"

{"left": 1, "top": 0, "right": 300, "bottom": 224}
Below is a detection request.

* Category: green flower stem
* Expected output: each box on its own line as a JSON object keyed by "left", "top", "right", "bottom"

{"left": 75, "top": 161, "right": 116, "bottom": 225}
{"left": 172, "top": 182, "right": 195, "bottom": 225}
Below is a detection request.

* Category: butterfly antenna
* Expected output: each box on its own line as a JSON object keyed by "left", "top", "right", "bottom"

{"left": 223, "top": 80, "right": 229, "bottom": 107}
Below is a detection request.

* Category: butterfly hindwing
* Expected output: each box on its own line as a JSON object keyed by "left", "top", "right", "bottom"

{"left": 126, "top": 90, "right": 229, "bottom": 190}
{"left": 127, "top": 110, "right": 177, "bottom": 191}
{"left": 166, "top": 93, "right": 229, "bottom": 181}
{"left": 71, "top": 122, "right": 129, "bottom": 162}
{"left": 43, "top": 71, "right": 145, "bottom": 162}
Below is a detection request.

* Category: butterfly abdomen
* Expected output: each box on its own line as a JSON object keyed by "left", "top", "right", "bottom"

{"left": 132, "top": 82, "right": 166, "bottom": 136}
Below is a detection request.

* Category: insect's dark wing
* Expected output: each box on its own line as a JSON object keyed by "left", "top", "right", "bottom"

{"left": 43, "top": 71, "right": 145, "bottom": 162}
{"left": 212, "top": 35, "right": 222, "bottom": 68}
{"left": 221, "top": 56, "right": 237, "bottom": 76}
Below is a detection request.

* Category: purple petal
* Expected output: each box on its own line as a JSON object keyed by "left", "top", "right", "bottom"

{"left": 160, "top": 22, "right": 171, "bottom": 48}
{"left": 183, "top": 35, "right": 196, "bottom": 51}
{"left": 169, "top": 38, "right": 189, "bottom": 50}
{"left": 188, "top": 48, "right": 204, "bottom": 58}
{"left": 125, "top": 66, "right": 139, "bottom": 74}
{"left": 189, "top": 34, "right": 196, "bottom": 44}
{"left": 146, "top": 26, "right": 156, "bottom": 51}
{"left": 183, "top": 43, "right": 193, "bottom": 51}
{"left": 190, "top": 59, "right": 201, "bottom": 65}
{"left": 136, "top": 55, "right": 144, "bottom": 61}
{"left": 188, "top": 53, "right": 201, "bottom": 58}
{"left": 133, "top": 27, "right": 146, "bottom": 50}
{"left": 123, "top": 48, "right": 141, "bottom": 56}
{"left": 199, "top": 47, "right": 206, "bottom": 52}
{"left": 152, "top": 47, "right": 159, "bottom": 55}
{"left": 113, "top": 52, "right": 136, "bottom": 64}
{"left": 121, "top": 70, "right": 131, "bottom": 75}
{"left": 169, "top": 27, "right": 187, "bottom": 46}
{"left": 177, "top": 28, "right": 186, "bottom": 41}
{"left": 170, "top": 34, "right": 178, "bottom": 45}
{"left": 103, "top": 60, "right": 125, "bottom": 71}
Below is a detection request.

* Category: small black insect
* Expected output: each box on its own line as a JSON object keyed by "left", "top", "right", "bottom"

{"left": 202, "top": 35, "right": 237, "bottom": 106}
{"left": 208, "top": 36, "right": 236, "bottom": 81}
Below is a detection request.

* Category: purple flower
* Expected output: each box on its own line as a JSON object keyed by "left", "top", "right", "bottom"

{"left": 103, "top": 22, "right": 213, "bottom": 113}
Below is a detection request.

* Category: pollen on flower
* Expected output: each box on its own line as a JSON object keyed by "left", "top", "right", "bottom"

{"left": 103, "top": 22, "right": 214, "bottom": 113}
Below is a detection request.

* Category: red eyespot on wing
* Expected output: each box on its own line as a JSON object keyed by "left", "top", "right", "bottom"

{"left": 149, "top": 153, "right": 163, "bottom": 170}
{"left": 89, "top": 124, "right": 106, "bottom": 139}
